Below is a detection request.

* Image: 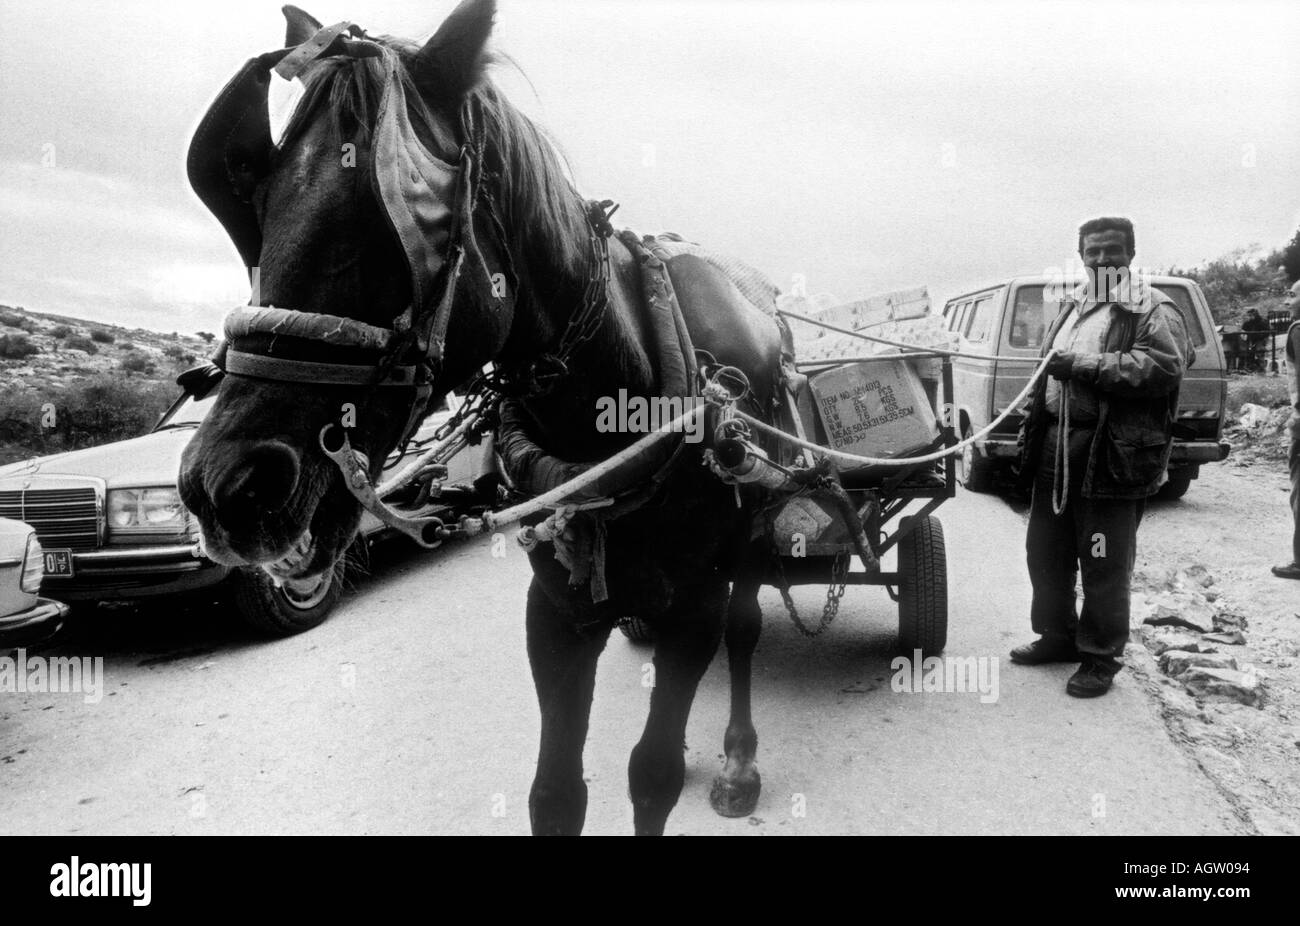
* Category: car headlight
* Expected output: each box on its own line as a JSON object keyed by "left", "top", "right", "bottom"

{"left": 107, "top": 487, "right": 190, "bottom": 543}
{"left": 20, "top": 533, "right": 43, "bottom": 593}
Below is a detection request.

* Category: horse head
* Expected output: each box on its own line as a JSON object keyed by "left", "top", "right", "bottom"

{"left": 179, "top": 0, "right": 568, "bottom": 582}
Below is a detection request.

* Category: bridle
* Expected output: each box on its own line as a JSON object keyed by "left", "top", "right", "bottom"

{"left": 201, "top": 20, "right": 616, "bottom": 458}
{"left": 203, "top": 20, "right": 498, "bottom": 452}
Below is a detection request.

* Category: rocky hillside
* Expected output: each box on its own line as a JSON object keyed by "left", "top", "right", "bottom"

{"left": 0, "top": 305, "right": 216, "bottom": 464}
{"left": 0, "top": 304, "right": 212, "bottom": 393}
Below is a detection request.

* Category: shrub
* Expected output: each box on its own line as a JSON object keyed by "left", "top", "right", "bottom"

{"left": 63, "top": 335, "right": 99, "bottom": 355}
{"left": 119, "top": 341, "right": 136, "bottom": 351}
{"left": 0, "top": 389, "right": 46, "bottom": 445}
{"left": 0, "top": 374, "right": 175, "bottom": 461}
{"left": 49, "top": 325, "right": 73, "bottom": 338}
{"left": 55, "top": 375, "right": 174, "bottom": 446}
{"left": 1227, "top": 375, "right": 1292, "bottom": 414}
{"left": 89, "top": 329, "right": 115, "bottom": 344}
{"left": 1282, "top": 227, "right": 1300, "bottom": 284}
{"left": 0, "top": 312, "right": 36, "bottom": 333}
{"left": 120, "top": 351, "right": 156, "bottom": 375}
{"left": 0, "top": 333, "right": 40, "bottom": 359}
{"left": 1169, "top": 246, "right": 1290, "bottom": 323}
{"left": 163, "top": 344, "right": 190, "bottom": 361}
{"left": 197, "top": 331, "right": 216, "bottom": 343}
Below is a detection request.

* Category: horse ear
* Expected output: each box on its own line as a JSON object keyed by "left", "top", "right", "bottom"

{"left": 283, "top": 5, "right": 322, "bottom": 46}
{"left": 413, "top": 0, "right": 497, "bottom": 105}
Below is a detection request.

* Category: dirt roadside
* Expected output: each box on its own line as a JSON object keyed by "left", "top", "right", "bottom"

{"left": 1125, "top": 438, "right": 1300, "bottom": 835}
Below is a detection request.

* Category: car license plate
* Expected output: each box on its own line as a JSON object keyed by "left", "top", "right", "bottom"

{"left": 43, "top": 549, "right": 73, "bottom": 578}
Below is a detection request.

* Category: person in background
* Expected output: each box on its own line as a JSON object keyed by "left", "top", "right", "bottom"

{"left": 1012, "top": 217, "right": 1194, "bottom": 698}
{"left": 1242, "top": 308, "right": 1270, "bottom": 371}
{"left": 1270, "top": 280, "right": 1300, "bottom": 580}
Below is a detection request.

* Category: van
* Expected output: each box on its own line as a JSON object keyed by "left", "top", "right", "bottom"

{"left": 942, "top": 274, "right": 1230, "bottom": 500}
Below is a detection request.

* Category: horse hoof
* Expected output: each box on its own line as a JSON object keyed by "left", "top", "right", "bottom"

{"left": 709, "top": 769, "right": 761, "bottom": 818}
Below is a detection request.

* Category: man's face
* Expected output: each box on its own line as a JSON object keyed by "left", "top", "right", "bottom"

{"left": 1079, "top": 230, "right": 1133, "bottom": 273}
{"left": 1079, "top": 229, "right": 1134, "bottom": 299}
{"left": 1287, "top": 281, "right": 1300, "bottom": 320}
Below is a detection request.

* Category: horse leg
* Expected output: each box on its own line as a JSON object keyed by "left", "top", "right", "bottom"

{"left": 627, "top": 580, "right": 728, "bottom": 835}
{"left": 709, "top": 555, "right": 763, "bottom": 818}
{"left": 526, "top": 574, "right": 610, "bottom": 836}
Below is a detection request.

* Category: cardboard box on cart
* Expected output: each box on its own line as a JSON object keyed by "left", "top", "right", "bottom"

{"left": 808, "top": 357, "right": 940, "bottom": 480}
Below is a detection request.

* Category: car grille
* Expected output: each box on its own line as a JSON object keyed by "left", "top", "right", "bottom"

{"left": 0, "top": 487, "right": 100, "bottom": 551}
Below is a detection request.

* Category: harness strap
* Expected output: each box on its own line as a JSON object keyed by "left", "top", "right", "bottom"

{"left": 224, "top": 349, "right": 420, "bottom": 386}
{"left": 224, "top": 306, "right": 393, "bottom": 350}
{"left": 274, "top": 22, "right": 361, "bottom": 80}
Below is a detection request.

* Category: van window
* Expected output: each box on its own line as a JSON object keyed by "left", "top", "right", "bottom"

{"left": 948, "top": 300, "right": 971, "bottom": 333}
{"left": 1158, "top": 285, "right": 1207, "bottom": 348}
{"left": 1008, "top": 286, "right": 1058, "bottom": 349}
{"left": 964, "top": 296, "right": 994, "bottom": 342}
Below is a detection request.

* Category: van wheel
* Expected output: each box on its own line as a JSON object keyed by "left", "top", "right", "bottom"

{"left": 1156, "top": 471, "right": 1193, "bottom": 501}
{"left": 231, "top": 560, "right": 344, "bottom": 637}
{"left": 957, "top": 425, "right": 995, "bottom": 493}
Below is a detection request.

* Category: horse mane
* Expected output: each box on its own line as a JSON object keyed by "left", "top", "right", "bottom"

{"left": 284, "top": 39, "right": 591, "bottom": 283}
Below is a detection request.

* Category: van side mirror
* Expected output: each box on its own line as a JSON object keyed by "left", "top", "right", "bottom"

{"left": 176, "top": 362, "right": 223, "bottom": 400}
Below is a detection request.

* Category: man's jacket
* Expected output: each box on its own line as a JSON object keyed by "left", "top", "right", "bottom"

{"left": 1286, "top": 319, "right": 1300, "bottom": 444}
{"left": 1015, "top": 280, "right": 1194, "bottom": 500}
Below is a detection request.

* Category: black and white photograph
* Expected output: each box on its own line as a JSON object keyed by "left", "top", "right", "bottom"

{"left": 0, "top": 0, "right": 1296, "bottom": 869}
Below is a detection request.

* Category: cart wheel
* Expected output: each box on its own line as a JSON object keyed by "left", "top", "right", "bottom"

{"left": 898, "top": 515, "right": 948, "bottom": 655}
{"left": 619, "top": 617, "right": 654, "bottom": 645}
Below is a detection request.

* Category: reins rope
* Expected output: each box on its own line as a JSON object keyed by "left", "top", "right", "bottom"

{"left": 729, "top": 349, "right": 1060, "bottom": 468}
{"left": 477, "top": 406, "right": 702, "bottom": 531}
{"left": 1052, "top": 384, "right": 1070, "bottom": 515}
{"left": 778, "top": 307, "right": 1050, "bottom": 364}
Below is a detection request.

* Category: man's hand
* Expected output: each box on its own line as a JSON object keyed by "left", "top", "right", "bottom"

{"left": 1046, "top": 352, "right": 1075, "bottom": 381}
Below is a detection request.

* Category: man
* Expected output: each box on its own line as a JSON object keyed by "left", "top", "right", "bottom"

{"left": 1012, "top": 217, "right": 1193, "bottom": 697}
{"left": 1270, "top": 280, "right": 1300, "bottom": 580}
{"left": 1242, "top": 308, "right": 1270, "bottom": 370}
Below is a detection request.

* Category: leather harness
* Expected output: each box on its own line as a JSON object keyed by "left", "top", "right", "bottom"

{"left": 191, "top": 21, "right": 501, "bottom": 448}
{"left": 190, "top": 20, "right": 617, "bottom": 452}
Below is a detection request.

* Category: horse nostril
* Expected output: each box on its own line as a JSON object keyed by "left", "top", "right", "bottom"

{"left": 213, "top": 442, "right": 302, "bottom": 517}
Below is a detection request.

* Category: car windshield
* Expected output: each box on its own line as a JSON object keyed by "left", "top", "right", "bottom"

{"left": 155, "top": 392, "right": 217, "bottom": 429}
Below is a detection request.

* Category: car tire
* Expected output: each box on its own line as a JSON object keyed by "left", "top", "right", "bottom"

{"left": 231, "top": 560, "right": 344, "bottom": 637}
{"left": 1156, "top": 471, "right": 1193, "bottom": 501}
{"left": 619, "top": 617, "right": 655, "bottom": 644}
{"left": 957, "top": 425, "right": 995, "bottom": 493}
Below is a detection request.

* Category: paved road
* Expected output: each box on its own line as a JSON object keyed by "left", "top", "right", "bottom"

{"left": 0, "top": 488, "right": 1246, "bottom": 835}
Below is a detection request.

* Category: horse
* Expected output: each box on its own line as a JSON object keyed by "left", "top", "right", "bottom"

{"left": 178, "top": 0, "right": 789, "bottom": 835}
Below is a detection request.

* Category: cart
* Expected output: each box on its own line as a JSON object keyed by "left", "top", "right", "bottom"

{"left": 756, "top": 352, "right": 957, "bottom": 654}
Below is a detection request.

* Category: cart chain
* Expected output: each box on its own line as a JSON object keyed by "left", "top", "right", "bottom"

{"left": 772, "top": 543, "right": 850, "bottom": 638}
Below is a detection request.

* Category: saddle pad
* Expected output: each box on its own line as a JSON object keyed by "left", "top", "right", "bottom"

{"left": 646, "top": 233, "right": 780, "bottom": 316}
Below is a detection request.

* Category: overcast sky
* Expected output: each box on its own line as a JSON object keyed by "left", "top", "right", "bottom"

{"left": 1, "top": 0, "right": 1297, "bottom": 333}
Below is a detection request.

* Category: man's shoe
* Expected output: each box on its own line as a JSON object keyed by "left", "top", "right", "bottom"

{"left": 1271, "top": 562, "right": 1300, "bottom": 580}
{"left": 1009, "top": 635, "right": 1081, "bottom": 665}
{"left": 1066, "top": 661, "right": 1114, "bottom": 698}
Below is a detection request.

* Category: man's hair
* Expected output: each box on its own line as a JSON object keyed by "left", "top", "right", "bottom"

{"left": 1078, "top": 216, "right": 1135, "bottom": 254}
